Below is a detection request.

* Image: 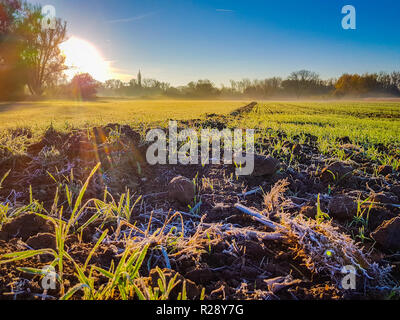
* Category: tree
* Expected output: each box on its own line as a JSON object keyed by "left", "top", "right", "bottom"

{"left": 281, "top": 70, "right": 321, "bottom": 98}
{"left": 17, "top": 3, "right": 67, "bottom": 96}
{"left": 184, "top": 79, "right": 220, "bottom": 98}
{"left": 70, "top": 73, "right": 98, "bottom": 99}
{"left": 104, "top": 79, "right": 123, "bottom": 90}
{"left": 334, "top": 73, "right": 386, "bottom": 97}
{"left": 0, "top": 0, "right": 21, "bottom": 34}
{"left": 0, "top": 0, "right": 26, "bottom": 100}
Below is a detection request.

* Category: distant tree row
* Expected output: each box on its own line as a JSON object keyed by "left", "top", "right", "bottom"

{"left": 100, "top": 70, "right": 400, "bottom": 99}
{"left": 334, "top": 72, "right": 400, "bottom": 97}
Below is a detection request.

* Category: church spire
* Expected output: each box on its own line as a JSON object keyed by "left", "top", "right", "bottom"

{"left": 137, "top": 70, "right": 142, "bottom": 87}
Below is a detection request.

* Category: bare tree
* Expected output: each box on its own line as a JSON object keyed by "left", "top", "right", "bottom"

{"left": 282, "top": 70, "right": 321, "bottom": 98}
{"left": 18, "top": 4, "right": 67, "bottom": 96}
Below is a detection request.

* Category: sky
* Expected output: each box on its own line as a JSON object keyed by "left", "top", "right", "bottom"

{"left": 30, "top": 0, "right": 400, "bottom": 85}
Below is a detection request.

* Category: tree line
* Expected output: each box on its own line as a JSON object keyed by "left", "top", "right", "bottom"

{"left": 1, "top": 0, "right": 400, "bottom": 101}
{"left": 101, "top": 70, "right": 400, "bottom": 99}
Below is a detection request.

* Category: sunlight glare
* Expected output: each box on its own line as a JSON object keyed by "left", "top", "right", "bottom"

{"left": 60, "top": 37, "right": 111, "bottom": 82}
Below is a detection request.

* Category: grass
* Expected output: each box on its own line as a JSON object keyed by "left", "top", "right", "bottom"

{"left": 0, "top": 163, "right": 207, "bottom": 300}
{"left": 228, "top": 101, "right": 400, "bottom": 167}
{"left": 235, "top": 101, "right": 400, "bottom": 147}
{"left": 0, "top": 99, "right": 248, "bottom": 133}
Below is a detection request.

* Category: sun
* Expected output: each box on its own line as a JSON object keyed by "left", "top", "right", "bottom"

{"left": 59, "top": 37, "right": 111, "bottom": 82}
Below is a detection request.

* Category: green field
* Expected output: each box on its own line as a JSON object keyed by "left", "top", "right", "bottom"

{"left": 0, "top": 99, "right": 248, "bottom": 132}
{"left": 236, "top": 101, "right": 400, "bottom": 146}
{"left": 1, "top": 99, "right": 399, "bottom": 167}
{"left": 1, "top": 100, "right": 399, "bottom": 143}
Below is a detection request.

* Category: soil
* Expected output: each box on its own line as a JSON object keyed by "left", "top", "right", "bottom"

{"left": 0, "top": 102, "right": 399, "bottom": 300}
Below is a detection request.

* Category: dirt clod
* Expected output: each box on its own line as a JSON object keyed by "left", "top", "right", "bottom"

{"left": 378, "top": 165, "right": 393, "bottom": 175}
{"left": 252, "top": 154, "right": 280, "bottom": 177}
{"left": 0, "top": 213, "right": 54, "bottom": 241}
{"left": 168, "top": 176, "right": 195, "bottom": 205}
{"left": 370, "top": 192, "right": 399, "bottom": 204}
{"left": 320, "top": 162, "right": 353, "bottom": 183}
{"left": 328, "top": 195, "right": 357, "bottom": 220}
{"left": 371, "top": 217, "right": 400, "bottom": 251}
{"left": 26, "top": 233, "right": 56, "bottom": 250}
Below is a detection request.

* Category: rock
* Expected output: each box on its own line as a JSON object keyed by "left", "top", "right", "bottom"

{"left": 328, "top": 195, "right": 357, "bottom": 220}
{"left": 147, "top": 268, "right": 201, "bottom": 299}
{"left": 0, "top": 213, "right": 54, "bottom": 241}
{"left": 320, "top": 162, "right": 353, "bottom": 183}
{"left": 26, "top": 233, "right": 56, "bottom": 250}
{"left": 371, "top": 217, "right": 400, "bottom": 251}
{"left": 168, "top": 176, "right": 195, "bottom": 205}
{"left": 378, "top": 165, "right": 393, "bottom": 176}
{"left": 252, "top": 154, "right": 280, "bottom": 177}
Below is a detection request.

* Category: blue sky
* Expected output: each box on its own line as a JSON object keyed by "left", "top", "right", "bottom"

{"left": 31, "top": 0, "right": 400, "bottom": 85}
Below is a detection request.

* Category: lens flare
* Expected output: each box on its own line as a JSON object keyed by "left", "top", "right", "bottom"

{"left": 60, "top": 37, "right": 111, "bottom": 82}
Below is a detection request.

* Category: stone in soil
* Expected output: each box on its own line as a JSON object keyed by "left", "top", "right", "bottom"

{"left": 328, "top": 195, "right": 357, "bottom": 220}
{"left": 371, "top": 217, "right": 400, "bottom": 251}
{"left": 0, "top": 213, "right": 54, "bottom": 241}
{"left": 252, "top": 154, "right": 280, "bottom": 177}
{"left": 168, "top": 176, "right": 195, "bottom": 205}
{"left": 320, "top": 162, "right": 353, "bottom": 183}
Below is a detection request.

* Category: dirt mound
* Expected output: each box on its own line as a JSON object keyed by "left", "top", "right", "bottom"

{"left": 0, "top": 213, "right": 54, "bottom": 241}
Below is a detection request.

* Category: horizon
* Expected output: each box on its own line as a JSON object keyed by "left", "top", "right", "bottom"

{"left": 29, "top": 0, "right": 400, "bottom": 86}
